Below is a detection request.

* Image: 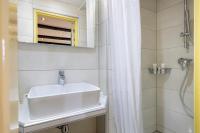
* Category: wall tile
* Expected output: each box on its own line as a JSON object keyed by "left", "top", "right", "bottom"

{"left": 98, "top": 0, "right": 109, "bottom": 132}
{"left": 18, "top": 1, "right": 33, "bottom": 19}
{"left": 157, "top": 106, "right": 194, "bottom": 133}
{"left": 142, "top": 28, "right": 156, "bottom": 50}
{"left": 143, "top": 108, "right": 156, "bottom": 129}
{"left": 107, "top": 45, "right": 112, "bottom": 70}
{"left": 142, "top": 69, "right": 156, "bottom": 89}
{"left": 157, "top": 125, "right": 176, "bottom": 133}
{"left": 18, "top": 0, "right": 32, "bottom": 3}
{"left": 157, "top": 24, "right": 184, "bottom": 49}
{"left": 142, "top": 88, "right": 156, "bottom": 110}
{"left": 141, "top": 49, "right": 156, "bottom": 69}
{"left": 157, "top": 0, "right": 183, "bottom": 12}
{"left": 99, "top": 69, "right": 108, "bottom": 95}
{"left": 141, "top": 0, "right": 156, "bottom": 12}
{"left": 157, "top": 46, "right": 193, "bottom": 69}
{"left": 32, "top": 0, "right": 78, "bottom": 17}
{"left": 157, "top": 2, "right": 184, "bottom": 30}
{"left": 108, "top": 93, "right": 114, "bottom": 120}
{"left": 18, "top": 18, "right": 33, "bottom": 41}
{"left": 144, "top": 126, "right": 157, "bottom": 133}
{"left": 157, "top": 68, "right": 194, "bottom": 92}
{"left": 156, "top": 0, "right": 194, "bottom": 132}
{"left": 108, "top": 119, "right": 116, "bottom": 133}
{"left": 99, "top": 45, "right": 107, "bottom": 69}
{"left": 19, "top": 44, "right": 98, "bottom": 70}
{"left": 141, "top": 8, "right": 156, "bottom": 30}
{"left": 157, "top": 88, "right": 194, "bottom": 115}
{"left": 18, "top": 36, "right": 33, "bottom": 43}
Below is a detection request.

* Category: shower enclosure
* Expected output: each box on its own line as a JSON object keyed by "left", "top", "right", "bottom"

{"left": 141, "top": 0, "right": 194, "bottom": 133}
{"left": 141, "top": 0, "right": 194, "bottom": 132}
{"left": 99, "top": 0, "right": 194, "bottom": 132}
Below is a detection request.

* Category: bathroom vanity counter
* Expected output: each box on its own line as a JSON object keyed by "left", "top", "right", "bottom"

{"left": 19, "top": 94, "right": 107, "bottom": 133}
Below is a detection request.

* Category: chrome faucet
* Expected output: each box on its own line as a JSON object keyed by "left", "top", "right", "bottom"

{"left": 58, "top": 70, "right": 65, "bottom": 85}
{"left": 178, "top": 58, "right": 193, "bottom": 70}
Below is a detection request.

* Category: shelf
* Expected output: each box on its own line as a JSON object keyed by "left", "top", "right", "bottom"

{"left": 148, "top": 67, "right": 171, "bottom": 75}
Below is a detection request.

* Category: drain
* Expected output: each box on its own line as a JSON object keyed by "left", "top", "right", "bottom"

{"left": 153, "top": 130, "right": 162, "bottom": 133}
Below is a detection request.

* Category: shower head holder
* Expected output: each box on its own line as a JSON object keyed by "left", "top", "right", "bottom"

{"left": 178, "top": 58, "right": 193, "bottom": 70}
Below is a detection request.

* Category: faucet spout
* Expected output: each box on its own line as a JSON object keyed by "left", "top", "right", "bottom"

{"left": 58, "top": 70, "right": 65, "bottom": 85}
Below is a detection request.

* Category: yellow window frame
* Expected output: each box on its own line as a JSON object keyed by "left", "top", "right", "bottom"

{"left": 33, "top": 9, "right": 79, "bottom": 47}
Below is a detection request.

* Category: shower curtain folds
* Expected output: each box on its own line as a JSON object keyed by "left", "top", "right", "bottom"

{"left": 108, "top": 0, "right": 143, "bottom": 133}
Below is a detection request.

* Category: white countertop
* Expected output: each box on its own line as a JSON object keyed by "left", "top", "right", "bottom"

{"left": 19, "top": 95, "right": 107, "bottom": 133}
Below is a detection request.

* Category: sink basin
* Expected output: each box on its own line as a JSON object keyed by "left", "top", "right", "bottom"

{"left": 27, "top": 82, "right": 100, "bottom": 120}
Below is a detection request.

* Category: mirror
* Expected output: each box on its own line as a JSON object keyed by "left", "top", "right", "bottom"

{"left": 18, "top": 0, "right": 97, "bottom": 48}
{"left": 34, "top": 10, "right": 79, "bottom": 47}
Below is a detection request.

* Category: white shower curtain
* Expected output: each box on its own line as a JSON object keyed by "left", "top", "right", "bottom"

{"left": 108, "top": 0, "right": 143, "bottom": 133}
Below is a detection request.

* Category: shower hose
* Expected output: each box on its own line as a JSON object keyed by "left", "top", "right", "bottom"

{"left": 179, "top": 65, "right": 194, "bottom": 119}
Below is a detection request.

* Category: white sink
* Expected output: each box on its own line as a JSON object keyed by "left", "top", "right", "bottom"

{"left": 27, "top": 82, "right": 100, "bottom": 120}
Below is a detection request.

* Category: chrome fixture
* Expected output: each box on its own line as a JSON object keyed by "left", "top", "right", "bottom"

{"left": 57, "top": 124, "right": 69, "bottom": 133}
{"left": 180, "top": 0, "right": 193, "bottom": 49}
{"left": 58, "top": 70, "right": 65, "bottom": 85}
{"left": 178, "top": 58, "right": 193, "bottom": 119}
{"left": 178, "top": 58, "right": 193, "bottom": 70}
{"left": 148, "top": 64, "right": 171, "bottom": 75}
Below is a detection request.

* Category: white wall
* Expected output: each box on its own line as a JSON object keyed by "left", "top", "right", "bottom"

{"left": 18, "top": 0, "right": 99, "bottom": 133}
{"left": 156, "top": 0, "right": 194, "bottom": 132}
{"left": 98, "top": 0, "right": 109, "bottom": 132}
{"left": 141, "top": 0, "right": 157, "bottom": 132}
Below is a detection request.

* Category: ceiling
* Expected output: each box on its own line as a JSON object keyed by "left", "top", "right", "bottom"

{"left": 58, "top": 0, "right": 85, "bottom": 7}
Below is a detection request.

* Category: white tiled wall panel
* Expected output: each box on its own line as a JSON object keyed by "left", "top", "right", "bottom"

{"left": 157, "top": 2, "right": 184, "bottom": 30}
{"left": 157, "top": 46, "right": 194, "bottom": 69}
{"left": 141, "top": 8, "right": 156, "bottom": 30}
{"left": 19, "top": 44, "right": 98, "bottom": 70}
{"left": 140, "top": 0, "right": 156, "bottom": 12}
{"left": 142, "top": 28, "right": 156, "bottom": 50}
{"left": 157, "top": 0, "right": 183, "bottom": 12}
{"left": 156, "top": 0, "right": 194, "bottom": 132}
{"left": 142, "top": 49, "right": 156, "bottom": 69}
{"left": 141, "top": 1, "right": 157, "bottom": 132}
{"left": 157, "top": 106, "right": 193, "bottom": 133}
{"left": 157, "top": 24, "right": 184, "bottom": 49}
